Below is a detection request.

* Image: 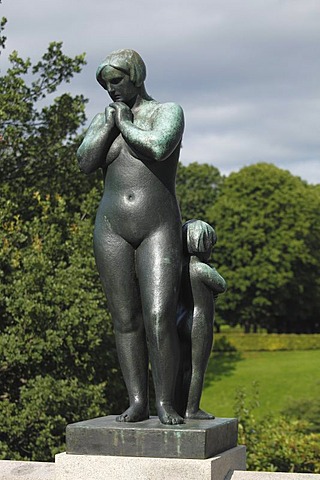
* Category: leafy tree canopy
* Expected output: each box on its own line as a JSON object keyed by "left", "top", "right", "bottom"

{"left": 176, "top": 162, "right": 222, "bottom": 223}
{"left": 0, "top": 20, "right": 98, "bottom": 216}
{"left": 209, "top": 163, "right": 320, "bottom": 333}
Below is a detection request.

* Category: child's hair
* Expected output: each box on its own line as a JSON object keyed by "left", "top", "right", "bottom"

{"left": 182, "top": 219, "right": 217, "bottom": 255}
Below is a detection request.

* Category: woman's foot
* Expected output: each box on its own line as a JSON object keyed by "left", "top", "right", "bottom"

{"left": 157, "top": 403, "right": 184, "bottom": 425}
{"left": 116, "top": 403, "right": 149, "bottom": 422}
{"left": 185, "top": 408, "right": 215, "bottom": 420}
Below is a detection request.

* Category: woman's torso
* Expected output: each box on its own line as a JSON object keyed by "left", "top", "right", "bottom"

{"left": 96, "top": 101, "right": 182, "bottom": 245}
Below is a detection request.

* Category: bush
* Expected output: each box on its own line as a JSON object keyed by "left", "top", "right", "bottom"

{"left": 283, "top": 398, "right": 320, "bottom": 433}
{"left": 0, "top": 193, "right": 127, "bottom": 461}
{"left": 235, "top": 384, "right": 320, "bottom": 473}
{"left": 214, "top": 333, "right": 320, "bottom": 352}
{"left": 0, "top": 376, "right": 108, "bottom": 461}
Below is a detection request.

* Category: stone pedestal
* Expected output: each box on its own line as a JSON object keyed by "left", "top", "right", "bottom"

{"left": 55, "top": 445, "right": 246, "bottom": 480}
{"left": 66, "top": 415, "right": 238, "bottom": 459}
{"left": 58, "top": 415, "right": 246, "bottom": 479}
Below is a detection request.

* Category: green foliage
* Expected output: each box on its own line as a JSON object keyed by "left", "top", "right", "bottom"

{"left": 284, "top": 398, "right": 320, "bottom": 433}
{"left": 0, "top": 27, "right": 126, "bottom": 460}
{"left": 0, "top": 27, "right": 97, "bottom": 214}
{"left": 208, "top": 163, "right": 320, "bottom": 333}
{"left": 214, "top": 333, "right": 320, "bottom": 352}
{"left": 213, "top": 335, "right": 238, "bottom": 352}
{"left": 0, "top": 193, "right": 127, "bottom": 460}
{"left": 0, "top": 17, "right": 6, "bottom": 52}
{"left": 235, "top": 385, "right": 320, "bottom": 473}
{"left": 176, "top": 162, "right": 222, "bottom": 223}
{"left": 0, "top": 376, "right": 108, "bottom": 461}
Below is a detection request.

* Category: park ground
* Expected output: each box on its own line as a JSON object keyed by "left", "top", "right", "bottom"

{"left": 201, "top": 342, "right": 320, "bottom": 420}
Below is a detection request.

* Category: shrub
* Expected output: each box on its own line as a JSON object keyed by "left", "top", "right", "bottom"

{"left": 214, "top": 333, "right": 320, "bottom": 352}
{"left": 283, "top": 398, "right": 320, "bottom": 433}
{"left": 235, "top": 384, "right": 320, "bottom": 473}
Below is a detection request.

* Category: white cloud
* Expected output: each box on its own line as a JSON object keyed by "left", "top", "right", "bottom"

{"left": 1, "top": 0, "right": 320, "bottom": 183}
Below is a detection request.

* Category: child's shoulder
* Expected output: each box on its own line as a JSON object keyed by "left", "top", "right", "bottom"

{"left": 189, "top": 259, "right": 212, "bottom": 277}
{"left": 190, "top": 258, "right": 227, "bottom": 293}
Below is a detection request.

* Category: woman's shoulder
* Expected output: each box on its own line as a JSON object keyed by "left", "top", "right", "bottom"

{"left": 146, "top": 101, "right": 184, "bottom": 131}
{"left": 153, "top": 101, "right": 183, "bottom": 116}
{"left": 143, "top": 99, "right": 183, "bottom": 116}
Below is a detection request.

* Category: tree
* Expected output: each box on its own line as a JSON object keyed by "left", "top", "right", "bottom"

{"left": 208, "top": 163, "right": 320, "bottom": 333}
{"left": 0, "top": 22, "right": 98, "bottom": 216}
{"left": 176, "top": 162, "right": 222, "bottom": 223}
{"left": 0, "top": 22, "right": 126, "bottom": 460}
{"left": 0, "top": 16, "right": 6, "bottom": 53}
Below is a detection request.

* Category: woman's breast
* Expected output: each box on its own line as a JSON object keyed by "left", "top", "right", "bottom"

{"left": 105, "top": 134, "right": 123, "bottom": 164}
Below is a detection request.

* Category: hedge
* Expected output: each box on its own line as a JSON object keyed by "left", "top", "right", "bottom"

{"left": 213, "top": 333, "right": 320, "bottom": 352}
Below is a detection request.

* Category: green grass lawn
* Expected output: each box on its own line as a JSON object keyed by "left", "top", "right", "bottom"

{"left": 201, "top": 350, "right": 320, "bottom": 419}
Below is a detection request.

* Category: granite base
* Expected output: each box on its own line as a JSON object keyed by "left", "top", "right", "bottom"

{"left": 56, "top": 445, "right": 246, "bottom": 480}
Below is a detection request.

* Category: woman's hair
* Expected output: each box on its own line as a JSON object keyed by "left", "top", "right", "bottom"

{"left": 183, "top": 219, "right": 217, "bottom": 255}
{"left": 96, "top": 49, "right": 147, "bottom": 89}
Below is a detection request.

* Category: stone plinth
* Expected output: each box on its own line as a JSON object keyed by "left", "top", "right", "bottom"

{"left": 56, "top": 445, "right": 246, "bottom": 480}
{"left": 66, "top": 415, "right": 238, "bottom": 459}
{"left": 228, "top": 473, "right": 320, "bottom": 480}
{"left": 0, "top": 460, "right": 55, "bottom": 480}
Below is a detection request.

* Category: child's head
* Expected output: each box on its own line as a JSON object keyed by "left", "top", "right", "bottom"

{"left": 182, "top": 219, "right": 217, "bottom": 259}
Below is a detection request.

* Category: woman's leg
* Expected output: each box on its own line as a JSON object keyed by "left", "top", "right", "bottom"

{"left": 94, "top": 226, "right": 149, "bottom": 422}
{"left": 185, "top": 309, "right": 214, "bottom": 419}
{"left": 176, "top": 309, "right": 193, "bottom": 417}
{"left": 136, "top": 226, "right": 183, "bottom": 425}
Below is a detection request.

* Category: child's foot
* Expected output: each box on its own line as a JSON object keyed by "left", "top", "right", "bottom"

{"left": 185, "top": 408, "right": 215, "bottom": 420}
{"left": 157, "top": 404, "right": 184, "bottom": 425}
{"left": 116, "top": 403, "right": 149, "bottom": 422}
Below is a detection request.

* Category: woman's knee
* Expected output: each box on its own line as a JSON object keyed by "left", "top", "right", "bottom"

{"left": 144, "top": 306, "right": 176, "bottom": 338}
{"left": 112, "top": 307, "right": 143, "bottom": 334}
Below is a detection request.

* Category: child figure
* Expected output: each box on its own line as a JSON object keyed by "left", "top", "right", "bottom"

{"left": 176, "top": 219, "right": 227, "bottom": 419}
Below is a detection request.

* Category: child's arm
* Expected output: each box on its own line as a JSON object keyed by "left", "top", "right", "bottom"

{"left": 195, "top": 262, "right": 227, "bottom": 294}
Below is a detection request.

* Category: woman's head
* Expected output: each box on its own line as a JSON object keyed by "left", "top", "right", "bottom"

{"left": 96, "top": 49, "right": 147, "bottom": 90}
{"left": 183, "top": 219, "right": 217, "bottom": 257}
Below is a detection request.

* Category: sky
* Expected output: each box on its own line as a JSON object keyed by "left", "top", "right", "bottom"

{"left": 1, "top": 0, "right": 320, "bottom": 184}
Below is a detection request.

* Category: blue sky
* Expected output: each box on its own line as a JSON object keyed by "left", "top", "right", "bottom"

{"left": 1, "top": 0, "right": 320, "bottom": 183}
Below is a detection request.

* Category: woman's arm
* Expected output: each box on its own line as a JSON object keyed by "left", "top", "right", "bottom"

{"left": 77, "top": 107, "right": 118, "bottom": 174}
{"left": 111, "top": 102, "right": 184, "bottom": 162}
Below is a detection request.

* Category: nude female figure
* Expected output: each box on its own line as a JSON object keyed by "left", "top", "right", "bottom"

{"left": 77, "top": 49, "right": 184, "bottom": 425}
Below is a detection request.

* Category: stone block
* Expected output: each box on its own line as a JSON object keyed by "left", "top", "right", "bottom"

{"left": 56, "top": 445, "right": 246, "bottom": 480}
{"left": 0, "top": 460, "right": 55, "bottom": 480}
{"left": 66, "top": 415, "right": 238, "bottom": 459}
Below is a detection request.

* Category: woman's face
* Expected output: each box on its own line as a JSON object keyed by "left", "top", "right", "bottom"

{"left": 101, "top": 65, "right": 139, "bottom": 105}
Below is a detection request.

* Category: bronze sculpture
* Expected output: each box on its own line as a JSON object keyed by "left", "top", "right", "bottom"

{"left": 77, "top": 50, "right": 226, "bottom": 425}
{"left": 176, "top": 220, "right": 227, "bottom": 419}
{"left": 77, "top": 49, "right": 184, "bottom": 425}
